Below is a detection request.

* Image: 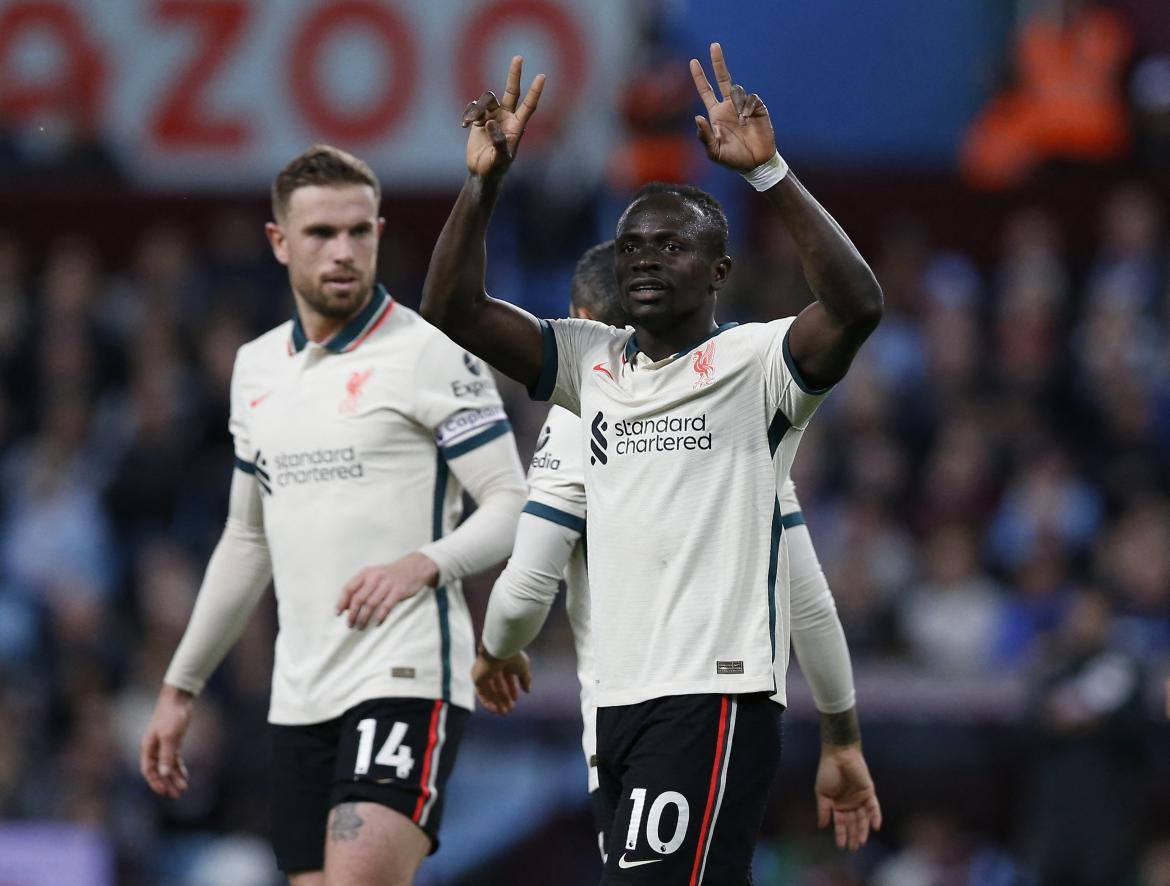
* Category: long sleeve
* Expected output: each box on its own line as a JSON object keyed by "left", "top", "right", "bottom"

{"left": 481, "top": 512, "right": 582, "bottom": 659}
{"left": 418, "top": 433, "right": 527, "bottom": 585}
{"left": 788, "top": 521, "right": 857, "bottom": 714}
{"left": 163, "top": 469, "right": 273, "bottom": 695}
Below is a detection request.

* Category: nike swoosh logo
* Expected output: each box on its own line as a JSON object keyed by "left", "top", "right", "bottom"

{"left": 618, "top": 854, "right": 662, "bottom": 869}
{"left": 592, "top": 362, "right": 614, "bottom": 380}
{"left": 249, "top": 392, "right": 271, "bottom": 408}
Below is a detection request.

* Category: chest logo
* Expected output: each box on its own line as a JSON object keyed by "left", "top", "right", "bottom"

{"left": 340, "top": 369, "right": 373, "bottom": 414}
{"left": 249, "top": 391, "right": 272, "bottom": 409}
{"left": 593, "top": 362, "right": 614, "bottom": 381}
{"left": 692, "top": 340, "right": 716, "bottom": 389}
{"left": 590, "top": 412, "right": 608, "bottom": 465}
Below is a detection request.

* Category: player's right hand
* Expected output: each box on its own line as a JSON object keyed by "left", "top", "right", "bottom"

{"left": 140, "top": 685, "right": 194, "bottom": 799}
{"left": 690, "top": 42, "right": 777, "bottom": 172}
{"left": 472, "top": 648, "right": 532, "bottom": 715}
{"left": 462, "top": 55, "right": 546, "bottom": 179}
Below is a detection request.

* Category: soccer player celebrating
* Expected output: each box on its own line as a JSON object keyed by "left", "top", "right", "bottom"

{"left": 139, "top": 146, "right": 527, "bottom": 885}
{"left": 474, "top": 241, "right": 881, "bottom": 867}
{"left": 422, "top": 46, "right": 882, "bottom": 883}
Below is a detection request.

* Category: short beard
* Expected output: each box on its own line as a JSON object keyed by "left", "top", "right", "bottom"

{"left": 294, "top": 273, "right": 374, "bottom": 322}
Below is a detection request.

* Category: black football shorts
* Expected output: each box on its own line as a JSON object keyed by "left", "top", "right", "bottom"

{"left": 269, "top": 697, "right": 468, "bottom": 874}
{"left": 594, "top": 692, "right": 782, "bottom": 884}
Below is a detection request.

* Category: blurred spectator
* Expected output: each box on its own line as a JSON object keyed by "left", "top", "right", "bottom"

{"left": 871, "top": 811, "right": 1019, "bottom": 886}
{"left": 1131, "top": 54, "right": 1170, "bottom": 166}
{"left": 987, "top": 445, "right": 1103, "bottom": 570}
{"left": 1096, "top": 497, "right": 1170, "bottom": 655}
{"left": 1019, "top": 588, "right": 1144, "bottom": 886}
{"left": 1140, "top": 839, "right": 1170, "bottom": 886}
{"left": 962, "top": 0, "right": 1135, "bottom": 188}
{"left": 898, "top": 524, "right": 1006, "bottom": 674}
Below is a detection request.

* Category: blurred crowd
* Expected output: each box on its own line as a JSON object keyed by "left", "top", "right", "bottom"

{"left": 0, "top": 0, "right": 1168, "bottom": 882}
{"left": 0, "top": 172, "right": 1168, "bottom": 883}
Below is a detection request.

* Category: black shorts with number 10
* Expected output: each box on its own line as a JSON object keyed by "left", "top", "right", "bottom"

{"left": 269, "top": 697, "right": 468, "bottom": 874}
{"left": 594, "top": 692, "right": 783, "bottom": 885}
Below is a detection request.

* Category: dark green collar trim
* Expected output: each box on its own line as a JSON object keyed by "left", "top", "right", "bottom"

{"left": 624, "top": 322, "right": 739, "bottom": 364}
{"left": 290, "top": 284, "right": 391, "bottom": 354}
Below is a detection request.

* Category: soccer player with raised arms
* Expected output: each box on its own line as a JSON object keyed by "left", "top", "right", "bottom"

{"left": 473, "top": 242, "right": 881, "bottom": 869}
{"left": 139, "top": 146, "right": 527, "bottom": 885}
{"left": 422, "top": 46, "right": 882, "bottom": 883}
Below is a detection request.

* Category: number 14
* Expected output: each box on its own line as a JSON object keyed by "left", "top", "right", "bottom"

{"left": 354, "top": 718, "right": 415, "bottom": 780}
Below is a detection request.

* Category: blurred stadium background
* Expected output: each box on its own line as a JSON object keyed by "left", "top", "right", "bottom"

{"left": 0, "top": 0, "right": 1169, "bottom": 883}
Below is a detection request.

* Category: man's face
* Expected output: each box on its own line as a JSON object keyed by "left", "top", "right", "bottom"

{"left": 266, "top": 184, "right": 383, "bottom": 321}
{"left": 614, "top": 194, "right": 728, "bottom": 333}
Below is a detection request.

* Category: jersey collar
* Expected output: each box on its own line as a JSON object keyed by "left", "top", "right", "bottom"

{"left": 624, "top": 322, "right": 739, "bottom": 366}
{"left": 290, "top": 284, "right": 394, "bottom": 355}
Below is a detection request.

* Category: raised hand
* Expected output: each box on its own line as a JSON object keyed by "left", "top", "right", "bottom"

{"left": 463, "top": 55, "right": 546, "bottom": 179}
{"left": 690, "top": 42, "right": 777, "bottom": 171}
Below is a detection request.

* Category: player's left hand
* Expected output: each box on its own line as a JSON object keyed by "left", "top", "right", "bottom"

{"left": 814, "top": 743, "right": 882, "bottom": 852}
{"left": 472, "top": 648, "right": 531, "bottom": 715}
{"left": 337, "top": 552, "right": 440, "bottom": 630}
{"left": 690, "top": 42, "right": 777, "bottom": 172}
{"left": 462, "top": 55, "right": 546, "bottom": 180}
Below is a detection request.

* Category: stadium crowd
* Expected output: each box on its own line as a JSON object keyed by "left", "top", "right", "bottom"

{"left": 0, "top": 1, "right": 1168, "bottom": 881}
{"left": 0, "top": 171, "right": 1166, "bottom": 883}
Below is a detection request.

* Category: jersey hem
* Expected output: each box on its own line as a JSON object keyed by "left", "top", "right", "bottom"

{"left": 595, "top": 674, "right": 777, "bottom": 709}
{"left": 268, "top": 683, "right": 473, "bottom": 725}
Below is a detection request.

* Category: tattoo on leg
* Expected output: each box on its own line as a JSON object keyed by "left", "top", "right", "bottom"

{"left": 329, "top": 803, "right": 365, "bottom": 842}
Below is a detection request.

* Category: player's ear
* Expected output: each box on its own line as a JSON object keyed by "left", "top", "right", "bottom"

{"left": 377, "top": 217, "right": 387, "bottom": 238}
{"left": 709, "top": 255, "right": 732, "bottom": 290}
{"left": 265, "top": 222, "right": 289, "bottom": 266}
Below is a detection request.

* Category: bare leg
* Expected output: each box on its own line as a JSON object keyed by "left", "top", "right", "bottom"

{"left": 289, "top": 871, "right": 325, "bottom": 886}
{"left": 324, "top": 801, "right": 430, "bottom": 886}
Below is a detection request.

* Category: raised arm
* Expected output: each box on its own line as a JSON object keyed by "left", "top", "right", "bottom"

{"left": 691, "top": 44, "right": 882, "bottom": 391}
{"left": 420, "top": 56, "right": 548, "bottom": 389}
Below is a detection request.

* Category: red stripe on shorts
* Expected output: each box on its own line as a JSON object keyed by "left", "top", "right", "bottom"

{"left": 689, "top": 695, "right": 730, "bottom": 886}
{"left": 411, "top": 700, "right": 443, "bottom": 822}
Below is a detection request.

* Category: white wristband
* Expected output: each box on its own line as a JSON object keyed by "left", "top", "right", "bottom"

{"left": 741, "top": 151, "right": 789, "bottom": 192}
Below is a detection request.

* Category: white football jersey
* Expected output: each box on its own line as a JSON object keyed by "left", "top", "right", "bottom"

{"left": 231, "top": 287, "right": 511, "bottom": 723}
{"left": 523, "top": 405, "right": 593, "bottom": 785}
{"left": 531, "top": 317, "right": 829, "bottom": 707}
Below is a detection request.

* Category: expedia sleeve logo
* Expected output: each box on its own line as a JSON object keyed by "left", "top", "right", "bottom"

{"left": 590, "top": 412, "right": 608, "bottom": 465}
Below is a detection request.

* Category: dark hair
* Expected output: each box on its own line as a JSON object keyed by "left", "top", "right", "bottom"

{"left": 271, "top": 145, "right": 381, "bottom": 221}
{"left": 570, "top": 240, "right": 628, "bottom": 326}
{"left": 625, "top": 182, "right": 729, "bottom": 257}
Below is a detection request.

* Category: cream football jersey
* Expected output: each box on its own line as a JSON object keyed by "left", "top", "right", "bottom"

{"left": 531, "top": 317, "right": 829, "bottom": 708}
{"left": 523, "top": 404, "right": 594, "bottom": 786}
{"left": 231, "top": 286, "right": 511, "bottom": 723}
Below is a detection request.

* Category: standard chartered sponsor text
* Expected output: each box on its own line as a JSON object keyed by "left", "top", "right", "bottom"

{"left": 613, "top": 413, "right": 712, "bottom": 455}
{"left": 274, "top": 446, "right": 364, "bottom": 485}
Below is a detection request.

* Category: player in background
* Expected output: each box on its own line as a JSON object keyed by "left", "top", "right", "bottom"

{"left": 474, "top": 241, "right": 880, "bottom": 862}
{"left": 421, "top": 46, "right": 881, "bottom": 883}
{"left": 139, "top": 145, "right": 527, "bottom": 886}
